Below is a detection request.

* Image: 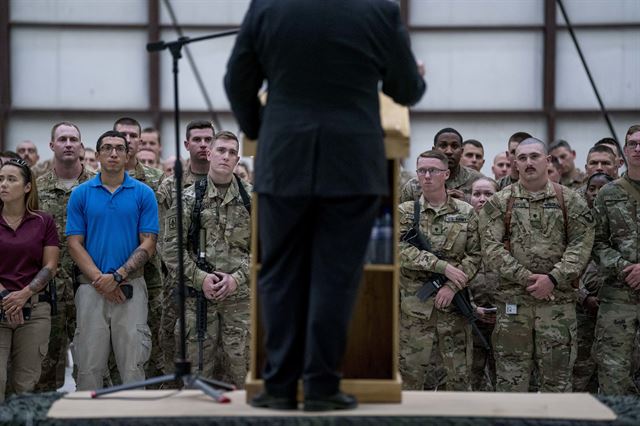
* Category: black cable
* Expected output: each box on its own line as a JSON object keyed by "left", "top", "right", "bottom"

{"left": 556, "top": 0, "right": 627, "bottom": 167}
{"left": 162, "top": 0, "right": 222, "bottom": 131}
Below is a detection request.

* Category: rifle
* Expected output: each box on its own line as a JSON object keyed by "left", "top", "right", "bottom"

{"left": 194, "top": 229, "right": 214, "bottom": 373}
{"left": 402, "top": 201, "right": 490, "bottom": 350}
{"left": 48, "top": 278, "right": 58, "bottom": 316}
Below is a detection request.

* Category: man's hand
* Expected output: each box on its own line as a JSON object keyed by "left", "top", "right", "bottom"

{"left": 202, "top": 273, "right": 221, "bottom": 300}
{"left": 444, "top": 264, "right": 468, "bottom": 290}
{"left": 93, "top": 274, "right": 118, "bottom": 295}
{"left": 435, "top": 286, "right": 455, "bottom": 309}
{"left": 104, "top": 288, "right": 126, "bottom": 304}
{"left": 526, "top": 274, "right": 555, "bottom": 300}
{"left": 212, "top": 272, "right": 238, "bottom": 301}
{"left": 476, "top": 307, "right": 497, "bottom": 324}
{"left": 583, "top": 296, "right": 600, "bottom": 317}
{"left": 447, "top": 188, "right": 465, "bottom": 200}
{"left": 623, "top": 264, "right": 640, "bottom": 289}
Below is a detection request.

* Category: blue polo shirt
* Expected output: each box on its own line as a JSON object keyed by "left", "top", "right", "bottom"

{"left": 66, "top": 172, "right": 159, "bottom": 273}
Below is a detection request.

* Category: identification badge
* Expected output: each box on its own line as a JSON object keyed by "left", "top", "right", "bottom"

{"left": 505, "top": 303, "right": 518, "bottom": 315}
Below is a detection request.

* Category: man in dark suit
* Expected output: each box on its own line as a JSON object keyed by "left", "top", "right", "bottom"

{"left": 225, "top": 0, "right": 426, "bottom": 411}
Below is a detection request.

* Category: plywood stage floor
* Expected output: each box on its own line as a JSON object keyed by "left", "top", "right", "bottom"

{"left": 48, "top": 390, "right": 616, "bottom": 421}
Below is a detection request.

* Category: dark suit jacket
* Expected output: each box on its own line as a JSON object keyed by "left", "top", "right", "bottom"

{"left": 225, "top": 0, "right": 426, "bottom": 197}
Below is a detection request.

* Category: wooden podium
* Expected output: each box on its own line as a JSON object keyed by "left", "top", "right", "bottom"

{"left": 243, "top": 94, "right": 410, "bottom": 403}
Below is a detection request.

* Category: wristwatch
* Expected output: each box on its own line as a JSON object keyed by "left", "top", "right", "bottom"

{"left": 112, "top": 271, "right": 124, "bottom": 284}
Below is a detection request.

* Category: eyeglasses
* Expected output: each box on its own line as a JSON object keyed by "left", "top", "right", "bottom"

{"left": 626, "top": 141, "right": 640, "bottom": 149}
{"left": 417, "top": 167, "right": 448, "bottom": 176}
{"left": 99, "top": 144, "right": 127, "bottom": 154}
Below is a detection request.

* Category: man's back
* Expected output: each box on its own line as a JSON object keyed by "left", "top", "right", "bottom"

{"left": 226, "top": 0, "right": 425, "bottom": 196}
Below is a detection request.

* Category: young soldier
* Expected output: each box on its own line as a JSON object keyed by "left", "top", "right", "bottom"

{"left": 35, "top": 122, "right": 95, "bottom": 392}
{"left": 401, "top": 128, "right": 483, "bottom": 203}
{"left": 156, "top": 120, "right": 215, "bottom": 375}
{"left": 592, "top": 125, "right": 640, "bottom": 394}
{"left": 497, "top": 132, "right": 532, "bottom": 191}
{"left": 480, "top": 138, "right": 594, "bottom": 392}
{"left": 549, "top": 139, "right": 586, "bottom": 190}
{"left": 399, "top": 150, "right": 481, "bottom": 391}
{"left": 162, "top": 131, "right": 251, "bottom": 388}
{"left": 572, "top": 172, "right": 613, "bottom": 392}
{"left": 461, "top": 139, "right": 485, "bottom": 172}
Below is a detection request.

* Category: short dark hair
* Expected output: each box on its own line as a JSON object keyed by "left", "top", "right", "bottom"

{"left": 113, "top": 117, "right": 141, "bottom": 135}
{"left": 142, "top": 127, "right": 161, "bottom": 145}
{"left": 508, "top": 132, "right": 533, "bottom": 145}
{"left": 417, "top": 150, "right": 449, "bottom": 167}
{"left": 186, "top": 120, "right": 215, "bottom": 140}
{"left": 549, "top": 139, "right": 573, "bottom": 153}
{"left": 96, "top": 130, "right": 129, "bottom": 152}
{"left": 0, "top": 151, "right": 21, "bottom": 165}
{"left": 214, "top": 130, "right": 240, "bottom": 150}
{"left": 625, "top": 124, "right": 640, "bottom": 145}
{"left": 462, "top": 139, "right": 483, "bottom": 150}
{"left": 433, "top": 127, "right": 462, "bottom": 146}
{"left": 587, "top": 172, "right": 614, "bottom": 186}
{"left": 587, "top": 144, "right": 615, "bottom": 159}
{"left": 51, "top": 121, "right": 81, "bottom": 142}
{"left": 594, "top": 138, "right": 621, "bottom": 156}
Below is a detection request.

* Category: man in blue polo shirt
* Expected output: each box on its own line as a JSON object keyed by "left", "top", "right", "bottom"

{"left": 67, "top": 130, "right": 159, "bottom": 390}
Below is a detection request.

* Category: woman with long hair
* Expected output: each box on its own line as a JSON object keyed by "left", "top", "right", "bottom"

{"left": 0, "top": 158, "right": 59, "bottom": 401}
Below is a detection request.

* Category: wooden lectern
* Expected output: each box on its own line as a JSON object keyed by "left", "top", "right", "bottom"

{"left": 243, "top": 94, "right": 410, "bottom": 403}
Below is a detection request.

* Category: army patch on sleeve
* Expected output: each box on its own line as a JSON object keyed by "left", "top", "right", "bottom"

{"left": 166, "top": 215, "right": 177, "bottom": 232}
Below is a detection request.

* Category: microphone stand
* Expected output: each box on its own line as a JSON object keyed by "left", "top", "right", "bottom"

{"left": 91, "top": 30, "right": 239, "bottom": 402}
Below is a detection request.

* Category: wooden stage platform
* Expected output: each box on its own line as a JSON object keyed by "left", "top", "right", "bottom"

{"left": 45, "top": 390, "right": 617, "bottom": 424}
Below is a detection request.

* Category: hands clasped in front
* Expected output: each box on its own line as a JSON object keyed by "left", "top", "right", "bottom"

{"left": 203, "top": 272, "right": 237, "bottom": 301}
{"left": 93, "top": 273, "right": 126, "bottom": 304}
{"left": 2, "top": 289, "right": 31, "bottom": 325}
{"left": 435, "top": 264, "right": 468, "bottom": 309}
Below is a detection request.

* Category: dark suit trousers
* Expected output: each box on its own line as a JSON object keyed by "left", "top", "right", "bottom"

{"left": 258, "top": 194, "right": 380, "bottom": 398}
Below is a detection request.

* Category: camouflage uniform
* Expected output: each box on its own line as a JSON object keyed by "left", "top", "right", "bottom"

{"left": 156, "top": 167, "right": 207, "bottom": 374}
{"left": 592, "top": 174, "right": 640, "bottom": 395}
{"left": 32, "top": 159, "right": 53, "bottom": 179}
{"left": 35, "top": 166, "right": 96, "bottom": 391}
{"left": 162, "top": 176, "right": 252, "bottom": 388}
{"left": 479, "top": 181, "right": 594, "bottom": 392}
{"left": 572, "top": 259, "right": 602, "bottom": 392}
{"left": 467, "top": 262, "right": 499, "bottom": 391}
{"left": 561, "top": 169, "right": 586, "bottom": 190}
{"left": 125, "top": 161, "right": 165, "bottom": 380}
{"left": 399, "top": 195, "right": 481, "bottom": 391}
{"left": 497, "top": 175, "right": 517, "bottom": 192}
{"left": 400, "top": 166, "right": 483, "bottom": 203}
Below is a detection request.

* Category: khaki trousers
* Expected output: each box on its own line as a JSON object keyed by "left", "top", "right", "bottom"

{"left": 0, "top": 302, "right": 51, "bottom": 401}
{"left": 73, "top": 277, "right": 151, "bottom": 390}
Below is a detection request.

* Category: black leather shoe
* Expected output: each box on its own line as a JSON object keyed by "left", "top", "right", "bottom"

{"left": 303, "top": 392, "right": 358, "bottom": 412}
{"left": 250, "top": 392, "right": 298, "bottom": 410}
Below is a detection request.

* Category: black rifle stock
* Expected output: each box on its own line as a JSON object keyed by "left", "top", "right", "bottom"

{"left": 402, "top": 225, "right": 490, "bottom": 350}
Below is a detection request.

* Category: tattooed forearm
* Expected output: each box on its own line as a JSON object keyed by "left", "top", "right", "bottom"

{"left": 28, "top": 267, "right": 53, "bottom": 294}
{"left": 123, "top": 248, "right": 151, "bottom": 276}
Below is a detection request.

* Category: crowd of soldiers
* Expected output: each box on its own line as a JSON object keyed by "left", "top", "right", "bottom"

{"left": 1, "top": 119, "right": 639, "bottom": 397}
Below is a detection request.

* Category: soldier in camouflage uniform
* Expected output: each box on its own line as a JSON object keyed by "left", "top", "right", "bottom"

{"left": 399, "top": 150, "right": 481, "bottom": 391}
{"left": 400, "top": 128, "right": 483, "bottom": 204}
{"left": 591, "top": 125, "right": 640, "bottom": 395}
{"left": 549, "top": 140, "right": 586, "bottom": 190}
{"left": 572, "top": 172, "right": 613, "bottom": 392}
{"left": 157, "top": 120, "right": 215, "bottom": 375}
{"left": 496, "top": 132, "right": 532, "bottom": 191}
{"left": 468, "top": 178, "right": 499, "bottom": 391}
{"left": 574, "top": 145, "right": 618, "bottom": 198}
{"left": 479, "top": 138, "right": 594, "bottom": 392}
{"left": 35, "top": 122, "right": 95, "bottom": 392}
{"left": 111, "top": 117, "right": 165, "bottom": 382}
{"left": 162, "top": 131, "right": 251, "bottom": 388}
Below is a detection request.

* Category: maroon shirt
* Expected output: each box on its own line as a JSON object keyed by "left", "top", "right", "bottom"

{"left": 0, "top": 211, "right": 59, "bottom": 292}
